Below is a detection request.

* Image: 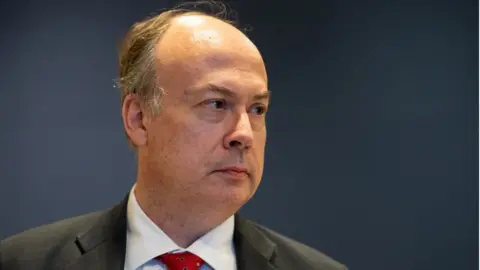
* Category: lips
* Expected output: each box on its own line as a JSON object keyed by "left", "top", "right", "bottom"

{"left": 213, "top": 166, "right": 250, "bottom": 178}
{"left": 217, "top": 166, "right": 248, "bottom": 173}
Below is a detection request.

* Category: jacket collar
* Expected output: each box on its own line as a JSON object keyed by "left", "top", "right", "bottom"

{"left": 234, "top": 215, "right": 278, "bottom": 270}
{"left": 64, "top": 195, "right": 277, "bottom": 270}
{"left": 63, "top": 194, "right": 128, "bottom": 270}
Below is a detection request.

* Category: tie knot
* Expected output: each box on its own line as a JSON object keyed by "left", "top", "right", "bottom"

{"left": 156, "top": 251, "right": 204, "bottom": 270}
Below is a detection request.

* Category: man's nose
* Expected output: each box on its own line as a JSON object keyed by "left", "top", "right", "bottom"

{"left": 224, "top": 112, "right": 254, "bottom": 150}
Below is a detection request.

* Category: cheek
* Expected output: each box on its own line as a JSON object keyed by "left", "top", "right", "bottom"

{"left": 163, "top": 119, "right": 223, "bottom": 165}
{"left": 255, "top": 127, "right": 267, "bottom": 150}
{"left": 252, "top": 130, "right": 266, "bottom": 165}
{"left": 182, "top": 121, "right": 220, "bottom": 149}
{"left": 147, "top": 123, "right": 207, "bottom": 183}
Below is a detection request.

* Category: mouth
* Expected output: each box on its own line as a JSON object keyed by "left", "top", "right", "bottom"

{"left": 212, "top": 166, "right": 250, "bottom": 179}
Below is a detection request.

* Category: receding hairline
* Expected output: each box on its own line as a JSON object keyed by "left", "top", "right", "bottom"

{"left": 154, "top": 8, "right": 240, "bottom": 40}
{"left": 116, "top": 8, "right": 237, "bottom": 96}
{"left": 154, "top": 13, "right": 258, "bottom": 63}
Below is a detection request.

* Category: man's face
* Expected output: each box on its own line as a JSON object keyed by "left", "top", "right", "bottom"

{"left": 137, "top": 15, "right": 269, "bottom": 207}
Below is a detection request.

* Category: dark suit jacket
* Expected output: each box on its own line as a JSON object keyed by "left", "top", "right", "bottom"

{"left": 0, "top": 196, "right": 347, "bottom": 270}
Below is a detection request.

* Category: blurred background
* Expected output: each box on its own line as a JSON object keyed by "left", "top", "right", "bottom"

{"left": 0, "top": 0, "right": 477, "bottom": 269}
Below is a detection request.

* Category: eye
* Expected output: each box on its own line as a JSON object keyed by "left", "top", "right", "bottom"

{"left": 249, "top": 104, "right": 267, "bottom": 115}
{"left": 203, "top": 99, "right": 228, "bottom": 110}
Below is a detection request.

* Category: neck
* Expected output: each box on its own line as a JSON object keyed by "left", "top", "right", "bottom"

{"left": 133, "top": 181, "right": 231, "bottom": 248}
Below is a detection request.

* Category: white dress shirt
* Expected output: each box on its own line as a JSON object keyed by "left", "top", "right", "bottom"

{"left": 124, "top": 186, "right": 237, "bottom": 270}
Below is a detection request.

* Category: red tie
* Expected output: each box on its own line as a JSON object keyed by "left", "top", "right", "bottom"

{"left": 156, "top": 251, "right": 205, "bottom": 270}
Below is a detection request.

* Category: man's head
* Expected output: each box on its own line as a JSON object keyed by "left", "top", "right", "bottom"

{"left": 118, "top": 3, "right": 269, "bottom": 216}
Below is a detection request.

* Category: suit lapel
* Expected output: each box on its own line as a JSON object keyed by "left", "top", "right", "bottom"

{"left": 61, "top": 197, "right": 279, "bottom": 270}
{"left": 63, "top": 195, "right": 129, "bottom": 270}
{"left": 234, "top": 215, "right": 278, "bottom": 270}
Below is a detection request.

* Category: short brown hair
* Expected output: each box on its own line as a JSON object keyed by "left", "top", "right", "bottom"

{"left": 115, "top": 1, "right": 238, "bottom": 114}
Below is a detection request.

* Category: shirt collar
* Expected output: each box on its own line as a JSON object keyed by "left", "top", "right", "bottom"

{"left": 125, "top": 185, "right": 235, "bottom": 270}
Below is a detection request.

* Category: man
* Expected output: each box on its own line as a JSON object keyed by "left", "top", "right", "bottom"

{"left": 0, "top": 4, "right": 347, "bottom": 270}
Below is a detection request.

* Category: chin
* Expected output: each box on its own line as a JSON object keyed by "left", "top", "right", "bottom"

{"left": 206, "top": 185, "right": 254, "bottom": 206}
{"left": 201, "top": 172, "right": 258, "bottom": 205}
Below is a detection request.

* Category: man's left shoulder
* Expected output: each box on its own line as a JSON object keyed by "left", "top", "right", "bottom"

{"left": 253, "top": 222, "right": 348, "bottom": 270}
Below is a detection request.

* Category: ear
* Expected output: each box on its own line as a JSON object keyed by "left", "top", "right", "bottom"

{"left": 122, "top": 94, "right": 148, "bottom": 147}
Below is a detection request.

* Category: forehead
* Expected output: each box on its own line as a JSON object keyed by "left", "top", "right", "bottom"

{"left": 157, "top": 15, "right": 263, "bottom": 64}
{"left": 154, "top": 14, "right": 268, "bottom": 95}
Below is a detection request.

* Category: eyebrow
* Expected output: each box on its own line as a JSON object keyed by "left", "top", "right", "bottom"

{"left": 185, "top": 83, "right": 271, "bottom": 101}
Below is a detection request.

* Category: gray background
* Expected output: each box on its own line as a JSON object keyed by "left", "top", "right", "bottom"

{"left": 0, "top": 0, "right": 477, "bottom": 269}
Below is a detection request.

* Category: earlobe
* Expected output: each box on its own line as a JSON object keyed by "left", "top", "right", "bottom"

{"left": 122, "top": 94, "right": 148, "bottom": 147}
